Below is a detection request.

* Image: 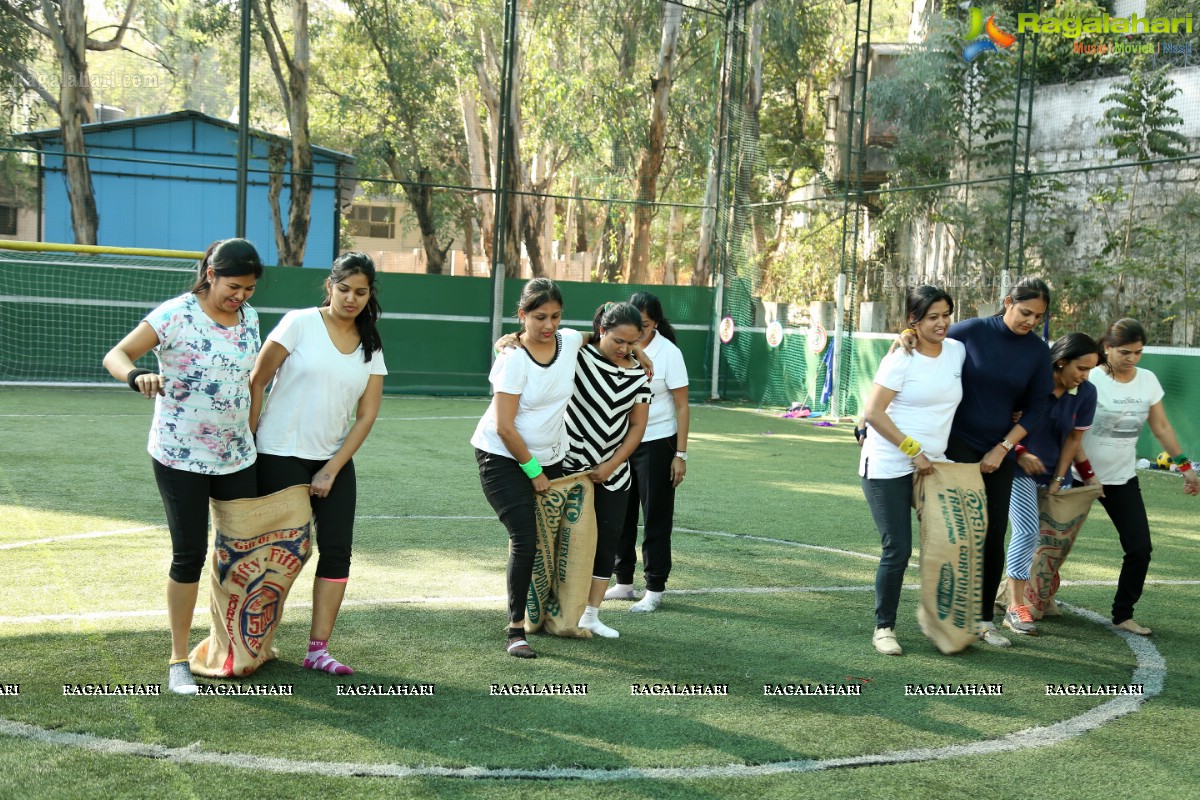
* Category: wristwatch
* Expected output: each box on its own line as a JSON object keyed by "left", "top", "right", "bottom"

{"left": 674, "top": 451, "right": 688, "bottom": 461}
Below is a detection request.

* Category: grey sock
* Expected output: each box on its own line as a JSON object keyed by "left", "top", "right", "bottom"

{"left": 168, "top": 660, "right": 199, "bottom": 696}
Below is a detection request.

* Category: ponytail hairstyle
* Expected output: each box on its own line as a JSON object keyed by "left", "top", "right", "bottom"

{"left": 996, "top": 275, "right": 1051, "bottom": 316}
{"left": 325, "top": 252, "right": 383, "bottom": 363}
{"left": 1050, "top": 332, "right": 1099, "bottom": 370}
{"left": 190, "top": 238, "right": 264, "bottom": 294}
{"left": 591, "top": 301, "right": 643, "bottom": 344}
{"left": 628, "top": 291, "right": 677, "bottom": 344}
{"left": 905, "top": 284, "right": 954, "bottom": 325}
{"left": 1097, "top": 318, "right": 1146, "bottom": 374}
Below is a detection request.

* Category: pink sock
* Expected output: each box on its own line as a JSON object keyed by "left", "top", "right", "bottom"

{"left": 304, "top": 638, "right": 354, "bottom": 675}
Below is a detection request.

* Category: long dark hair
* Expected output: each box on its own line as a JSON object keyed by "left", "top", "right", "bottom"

{"left": 189, "top": 238, "right": 263, "bottom": 294}
{"left": 325, "top": 252, "right": 383, "bottom": 363}
{"left": 995, "top": 275, "right": 1051, "bottom": 316}
{"left": 628, "top": 291, "right": 677, "bottom": 344}
{"left": 590, "top": 301, "right": 643, "bottom": 344}
{"left": 1050, "top": 332, "right": 1098, "bottom": 369}
{"left": 1097, "top": 318, "right": 1146, "bottom": 373}
{"left": 906, "top": 284, "right": 954, "bottom": 324}
{"left": 517, "top": 277, "right": 564, "bottom": 315}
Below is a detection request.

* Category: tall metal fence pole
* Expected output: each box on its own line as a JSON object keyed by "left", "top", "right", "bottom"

{"left": 489, "top": 0, "right": 519, "bottom": 352}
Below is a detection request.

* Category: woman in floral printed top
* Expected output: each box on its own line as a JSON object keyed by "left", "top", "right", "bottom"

{"left": 103, "top": 238, "right": 265, "bottom": 695}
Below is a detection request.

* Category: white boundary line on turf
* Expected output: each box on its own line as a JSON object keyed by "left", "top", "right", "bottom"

{"left": 0, "top": 601, "right": 1166, "bottom": 781}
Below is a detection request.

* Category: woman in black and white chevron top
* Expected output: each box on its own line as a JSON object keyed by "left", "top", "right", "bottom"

{"left": 563, "top": 302, "right": 652, "bottom": 638}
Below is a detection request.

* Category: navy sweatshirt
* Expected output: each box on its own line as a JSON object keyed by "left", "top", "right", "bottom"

{"left": 948, "top": 315, "right": 1053, "bottom": 453}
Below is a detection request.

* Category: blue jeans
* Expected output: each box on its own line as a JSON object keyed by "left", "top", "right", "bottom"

{"left": 861, "top": 474, "right": 914, "bottom": 630}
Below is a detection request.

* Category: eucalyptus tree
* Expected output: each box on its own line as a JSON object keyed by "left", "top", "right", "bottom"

{"left": 0, "top": 0, "right": 136, "bottom": 244}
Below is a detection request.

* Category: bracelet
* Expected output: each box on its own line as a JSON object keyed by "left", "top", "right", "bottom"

{"left": 1076, "top": 459, "right": 1095, "bottom": 480}
{"left": 1180, "top": 460, "right": 1193, "bottom": 473}
{"left": 900, "top": 328, "right": 916, "bottom": 337}
{"left": 999, "top": 439, "right": 1014, "bottom": 452}
{"left": 519, "top": 456, "right": 543, "bottom": 479}
{"left": 854, "top": 426, "right": 867, "bottom": 443}
{"left": 912, "top": 449, "right": 926, "bottom": 461}
{"left": 899, "top": 436, "right": 922, "bottom": 457}
{"left": 126, "top": 368, "right": 152, "bottom": 391}
{"left": 1013, "top": 444, "right": 1027, "bottom": 456}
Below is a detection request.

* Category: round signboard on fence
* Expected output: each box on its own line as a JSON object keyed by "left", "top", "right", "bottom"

{"left": 766, "top": 321, "right": 784, "bottom": 348}
{"left": 719, "top": 316, "right": 735, "bottom": 344}
{"left": 809, "top": 322, "right": 828, "bottom": 352}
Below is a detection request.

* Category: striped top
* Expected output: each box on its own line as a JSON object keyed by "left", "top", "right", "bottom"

{"left": 563, "top": 344, "right": 652, "bottom": 491}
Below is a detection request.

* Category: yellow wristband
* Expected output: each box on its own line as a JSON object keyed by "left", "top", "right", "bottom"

{"left": 899, "top": 436, "right": 922, "bottom": 457}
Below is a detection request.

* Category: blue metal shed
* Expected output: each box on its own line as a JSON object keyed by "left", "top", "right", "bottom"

{"left": 17, "top": 110, "right": 355, "bottom": 267}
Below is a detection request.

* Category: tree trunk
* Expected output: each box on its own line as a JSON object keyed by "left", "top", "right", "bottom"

{"left": 390, "top": 161, "right": 448, "bottom": 274}
{"left": 628, "top": 2, "right": 682, "bottom": 284}
{"left": 459, "top": 78, "right": 494, "bottom": 263}
{"left": 254, "top": 0, "right": 313, "bottom": 266}
{"left": 662, "top": 204, "right": 681, "bottom": 285}
{"left": 55, "top": 0, "right": 99, "bottom": 244}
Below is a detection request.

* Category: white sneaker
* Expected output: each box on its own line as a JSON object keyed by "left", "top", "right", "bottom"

{"left": 603, "top": 583, "right": 636, "bottom": 601}
{"left": 872, "top": 627, "right": 903, "bottom": 656}
{"left": 980, "top": 621, "right": 1012, "bottom": 648}
{"left": 630, "top": 591, "right": 662, "bottom": 613}
{"left": 579, "top": 615, "right": 620, "bottom": 638}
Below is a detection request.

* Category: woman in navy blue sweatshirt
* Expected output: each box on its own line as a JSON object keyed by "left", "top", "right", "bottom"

{"left": 944, "top": 276, "right": 1054, "bottom": 647}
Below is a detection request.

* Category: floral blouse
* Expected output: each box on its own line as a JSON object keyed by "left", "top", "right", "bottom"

{"left": 144, "top": 293, "right": 260, "bottom": 474}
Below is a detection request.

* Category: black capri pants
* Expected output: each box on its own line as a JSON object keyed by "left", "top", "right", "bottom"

{"left": 257, "top": 453, "right": 358, "bottom": 580}
{"left": 152, "top": 458, "right": 258, "bottom": 583}
{"left": 476, "top": 449, "right": 565, "bottom": 623}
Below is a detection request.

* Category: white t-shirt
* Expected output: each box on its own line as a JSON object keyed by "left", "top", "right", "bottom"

{"left": 144, "top": 293, "right": 260, "bottom": 475}
{"left": 1083, "top": 367, "right": 1164, "bottom": 486}
{"left": 641, "top": 332, "right": 689, "bottom": 442}
{"left": 470, "top": 328, "right": 585, "bottom": 464}
{"left": 859, "top": 338, "right": 966, "bottom": 480}
{"left": 256, "top": 308, "right": 388, "bottom": 460}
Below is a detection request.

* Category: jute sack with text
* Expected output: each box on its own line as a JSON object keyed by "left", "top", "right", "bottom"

{"left": 913, "top": 463, "right": 987, "bottom": 654}
{"left": 995, "top": 483, "right": 1102, "bottom": 620}
{"left": 189, "top": 484, "right": 313, "bottom": 677}
{"left": 524, "top": 473, "right": 597, "bottom": 638}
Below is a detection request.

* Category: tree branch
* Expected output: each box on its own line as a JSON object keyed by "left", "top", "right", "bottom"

{"left": 86, "top": 0, "right": 137, "bottom": 51}
{"left": 0, "top": 51, "right": 58, "bottom": 112}
{"left": 250, "top": 0, "right": 291, "bottom": 119}
{"left": 0, "top": 0, "right": 51, "bottom": 38}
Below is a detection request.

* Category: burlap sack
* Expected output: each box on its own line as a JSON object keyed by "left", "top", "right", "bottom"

{"left": 189, "top": 484, "right": 314, "bottom": 677}
{"left": 913, "top": 462, "right": 987, "bottom": 655}
{"left": 995, "top": 483, "right": 1102, "bottom": 620}
{"left": 524, "top": 473, "right": 597, "bottom": 638}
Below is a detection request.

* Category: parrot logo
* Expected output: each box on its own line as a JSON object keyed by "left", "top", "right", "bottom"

{"left": 963, "top": 8, "right": 1016, "bottom": 63}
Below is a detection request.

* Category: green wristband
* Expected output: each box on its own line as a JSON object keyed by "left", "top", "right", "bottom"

{"left": 519, "top": 456, "right": 543, "bottom": 479}
{"left": 1174, "top": 453, "right": 1189, "bottom": 465}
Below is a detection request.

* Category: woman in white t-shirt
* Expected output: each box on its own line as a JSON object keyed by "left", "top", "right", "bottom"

{"left": 471, "top": 278, "right": 585, "bottom": 659}
{"left": 103, "top": 238, "right": 264, "bottom": 695}
{"left": 1082, "top": 318, "right": 1198, "bottom": 636}
{"left": 249, "top": 253, "right": 387, "bottom": 676}
{"left": 606, "top": 292, "right": 689, "bottom": 613}
{"left": 859, "top": 285, "right": 965, "bottom": 656}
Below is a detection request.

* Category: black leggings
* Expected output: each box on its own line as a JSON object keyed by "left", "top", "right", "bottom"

{"left": 476, "top": 449, "right": 564, "bottom": 623}
{"left": 615, "top": 435, "right": 677, "bottom": 591}
{"left": 257, "top": 453, "right": 357, "bottom": 580}
{"left": 592, "top": 484, "right": 630, "bottom": 581}
{"left": 152, "top": 458, "right": 258, "bottom": 583}
{"left": 1097, "top": 478, "right": 1152, "bottom": 624}
{"left": 945, "top": 436, "right": 1015, "bottom": 623}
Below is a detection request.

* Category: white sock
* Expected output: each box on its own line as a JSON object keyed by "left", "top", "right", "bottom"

{"left": 631, "top": 590, "right": 663, "bottom": 612}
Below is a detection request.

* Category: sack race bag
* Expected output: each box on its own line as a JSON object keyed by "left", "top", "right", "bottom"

{"left": 913, "top": 463, "right": 987, "bottom": 655}
{"left": 524, "top": 473, "right": 597, "bottom": 638}
{"left": 189, "top": 485, "right": 314, "bottom": 677}
{"left": 995, "top": 483, "right": 1102, "bottom": 620}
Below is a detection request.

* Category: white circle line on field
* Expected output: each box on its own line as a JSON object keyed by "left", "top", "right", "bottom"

{"left": 0, "top": 601, "right": 1165, "bottom": 782}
